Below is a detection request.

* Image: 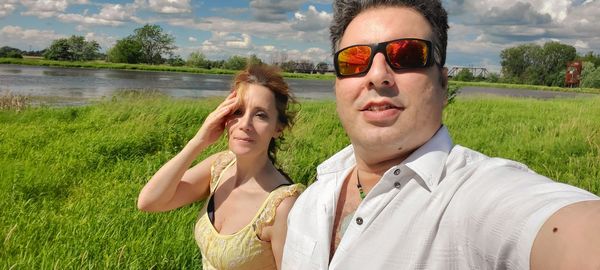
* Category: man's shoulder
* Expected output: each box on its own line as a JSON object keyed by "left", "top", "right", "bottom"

{"left": 448, "top": 144, "right": 531, "bottom": 174}
{"left": 316, "top": 144, "right": 355, "bottom": 176}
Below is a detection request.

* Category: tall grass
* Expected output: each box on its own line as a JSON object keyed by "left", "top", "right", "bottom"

{"left": 1, "top": 95, "right": 599, "bottom": 268}
{"left": 0, "top": 91, "right": 29, "bottom": 112}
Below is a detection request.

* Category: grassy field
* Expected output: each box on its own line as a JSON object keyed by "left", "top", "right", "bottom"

{"left": 1, "top": 94, "right": 599, "bottom": 268}
{"left": 451, "top": 80, "right": 600, "bottom": 95}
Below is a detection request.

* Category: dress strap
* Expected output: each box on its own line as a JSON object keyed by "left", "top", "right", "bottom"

{"left": 253, "top": 184, "right": 305, "bottom": 237}
{"left": 209, "top": 151, "right": 236, "bottom": 194}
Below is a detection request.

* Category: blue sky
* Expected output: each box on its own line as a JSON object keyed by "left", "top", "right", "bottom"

{"left": 1, "top": 0, "right": 599, "bottom": 72}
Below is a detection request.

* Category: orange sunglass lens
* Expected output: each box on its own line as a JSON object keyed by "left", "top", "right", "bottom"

{"left": 337, "top": 46, "right": 372, "bottom": 75}
{"left": 386, "top": 40, "right": 428, "bottom": 68}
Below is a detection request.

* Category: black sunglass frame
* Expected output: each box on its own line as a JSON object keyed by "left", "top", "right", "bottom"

{"left": 333, "top": 38, "right": 434, "bottom": 78}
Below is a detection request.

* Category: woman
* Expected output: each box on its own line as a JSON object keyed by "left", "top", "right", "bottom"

{"left": 137, "top": 64, "right": 303, "bottom": 270}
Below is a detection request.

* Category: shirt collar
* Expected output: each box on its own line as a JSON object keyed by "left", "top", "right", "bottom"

{"left": 317, "top": 126, "right": 454, "bottom": 191}
{"left": 403, "top": 126, "right": 453, "bottom": 190}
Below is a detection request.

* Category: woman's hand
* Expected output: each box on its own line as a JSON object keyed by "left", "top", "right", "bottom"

{"left": 194, "top": 91, "right": 238, "bottom": 147}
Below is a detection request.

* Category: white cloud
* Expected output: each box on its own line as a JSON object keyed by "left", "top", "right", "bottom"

{"left": 56, "top": 13, "right": 125, "bottom": 26}
{"left": 262, "top": 45, "right": 276, "bottom": 52}
{"left": 188, "top": 37, "right": 197, "bottom": 42}
{"left": 84, "top": 32, "right": 117, "bottom": 51}
{"left": 20, "top": 0, "right": 68, "bottom": 18}
{"left": 0, "top": 0, "right": 17, "bottom": 17}
{"left": 97, "top": 4, "right": 129, "bottom": 21}
{"left": 148, "top": 0, "right": 191, "bottom": 14}
{"left": 0, "top": 25, "right": 65, "bottom": 49}
{"left": 167, "top": 17, "right": 292, "bottom": 41}
{"left": 574, "top": 40, "right": 589, "bottom": 49}
{"left": 225, "top": 33, "right": 251, "bottom": 49}
{"left": 291, "top": 5, "right": 331, "bottom": 32}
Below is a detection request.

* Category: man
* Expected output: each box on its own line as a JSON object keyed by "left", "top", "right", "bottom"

{"left": 282, "top": 0, "right": 600, "bottom": 269}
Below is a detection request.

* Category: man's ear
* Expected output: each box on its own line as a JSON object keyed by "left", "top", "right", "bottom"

{"left": 440, "top": 67, "right": 449, "bottom": 107}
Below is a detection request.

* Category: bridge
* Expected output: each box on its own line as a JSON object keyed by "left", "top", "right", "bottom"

{"left": 447, "top": 66, "right": 489, "bottom": 78}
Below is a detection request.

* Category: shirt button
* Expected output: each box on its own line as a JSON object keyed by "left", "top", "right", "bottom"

{"left": 394, "top": 182, "right": 401, "bottom": 189}
{"left": 356, "top": 217, "right": 363, "bottom": 225}
{"left": 393, "top": 169, "right": 401, "bottom": 175}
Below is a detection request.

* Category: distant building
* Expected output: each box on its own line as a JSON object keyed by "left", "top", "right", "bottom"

{"left": 565, "top": 61, "right": 582, "bottom": 87}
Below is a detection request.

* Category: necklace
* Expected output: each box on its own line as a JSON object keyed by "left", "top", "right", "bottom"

{"left": 356, "top": 168, "right": 366, "bottom": 200}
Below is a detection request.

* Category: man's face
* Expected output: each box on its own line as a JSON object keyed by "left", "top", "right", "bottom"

{"left": 335, "top": 6, "right": 447, "bottom": 164}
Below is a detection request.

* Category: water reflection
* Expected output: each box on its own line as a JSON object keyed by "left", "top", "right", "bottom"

{"left": 0, "top": 64, "right": 335, "bottom": 101}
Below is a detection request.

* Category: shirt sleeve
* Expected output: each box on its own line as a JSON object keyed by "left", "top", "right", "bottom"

{"left": 455, "top": 159, "right": 599, "bottom": 269}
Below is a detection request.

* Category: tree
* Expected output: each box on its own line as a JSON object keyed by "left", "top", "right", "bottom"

{"left": 296, "top": 60, "right": 314, "bottom": 73}
{"left": 580, "top": 62, "right": 600, "bottom": 88}
{"left": 500, "top": 43, "right": 540, "bottom": 84}
{"left": 454, "top": 68, "right": 475, "bottom": 81}
{"left": 500, "top": 42, "right": 576, "bottom": 86}
{"left": 166, "top": 55, "right": 185, "bottom": 66}
{"left": 223, "top": 55, "right": 247, "bottom": 70}
{"left": 485, "top": 72, "right": 501, "bottom": 83}
{"left": 107, "top": 37, "right": 143, "bottom": 63}
{"left": 187, "top": 51, "right": 211, "bottom": 69}
{"left": 538, "top": 42, "right": 576, "bottom": 86}
{"left": 247, "top": 54, "right": 263, "bottom": 66}
{"left": 578, "top": 51, "right": 600, "bottom": 67}
{"left": 44, "top": 38, "right": 71, "bottom": 60}
{"left": 44, "top": 35, "right": 100, "bottom": 61}
{"left": 279, "top": 60, "right": 297, "bottom": 72}
{"left": 0, "top": 46, "right": 23, "bottom": 58}
{"left": 132, "top": 24, "right": 176, "bottom": 64}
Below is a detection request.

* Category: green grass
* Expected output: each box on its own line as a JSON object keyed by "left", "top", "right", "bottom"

{"left": 1, "top": 94, "right": 600, "bottom": 268}
{"left": 450, "top": 80, "right": 600, "bottom": 94}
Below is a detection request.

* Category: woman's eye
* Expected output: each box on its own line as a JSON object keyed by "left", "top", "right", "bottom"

{"left": 232, "top": 109, "right": 243, "bottom": 116}
{"left": 256, "top": 112, "right": 268, "bottom": 119}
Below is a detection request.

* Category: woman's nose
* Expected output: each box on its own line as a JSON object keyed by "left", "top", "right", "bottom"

{"left": 237, "top": 113, "right": 253, "bottom": 131}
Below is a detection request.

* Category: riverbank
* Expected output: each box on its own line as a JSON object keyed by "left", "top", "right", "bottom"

{"left": 3, "top": 57, "right": 600, "bottom": 95}
{"left": 0, "top": 57, "right": 336, "bottom": 80}
{"left": 1, "top": 95, "right": 599, "bottom": 268}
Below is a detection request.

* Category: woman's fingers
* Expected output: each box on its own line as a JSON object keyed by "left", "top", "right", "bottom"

{"left": 215, "top": 94, "right": 238, "bottom": 111}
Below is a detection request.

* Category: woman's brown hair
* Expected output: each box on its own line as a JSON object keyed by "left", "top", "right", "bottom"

{"left": 231, "top": 64, "right": 297, "bottom": 169}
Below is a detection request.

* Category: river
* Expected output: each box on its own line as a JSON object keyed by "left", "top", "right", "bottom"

{"left": 1, "top": 64, "right": 594, "bottom": 104}
{"left": 0, "top": 64, "right": 335, "bottom": 101}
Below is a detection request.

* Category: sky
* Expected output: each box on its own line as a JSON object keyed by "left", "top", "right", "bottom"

{"left": 1, "top": 0, "right": 599, "bottom": 72}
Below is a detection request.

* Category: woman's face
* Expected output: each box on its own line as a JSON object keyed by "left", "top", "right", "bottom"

{"left": 226, "top": 83, "right": 281, "bottom": 157}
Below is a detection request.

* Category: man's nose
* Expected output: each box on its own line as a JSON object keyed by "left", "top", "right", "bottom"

{"left": 366, "top": 52, "right": 395, "bottom": 89}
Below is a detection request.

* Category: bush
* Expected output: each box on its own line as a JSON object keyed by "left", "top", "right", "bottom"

{"left": 0, "top": 46, "right": 23, "bottom": 58}
{"left": 580, "top": 62, "right": 600, "bottom": 88}
{"left": 454, "top": 68, "right": 475, "bottom": 82}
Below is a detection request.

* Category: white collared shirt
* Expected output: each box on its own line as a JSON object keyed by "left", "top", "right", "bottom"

{"left": 282, "top": 126, "right": 599, "bottom": 270}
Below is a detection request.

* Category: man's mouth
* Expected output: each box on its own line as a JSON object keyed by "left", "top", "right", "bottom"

{"left": 364, "top": 104, "right": 397, "bottom": 111}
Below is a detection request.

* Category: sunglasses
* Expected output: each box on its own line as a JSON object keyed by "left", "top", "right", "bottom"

{"left": 334, "top": 38, "right": 434, "bottom": 78}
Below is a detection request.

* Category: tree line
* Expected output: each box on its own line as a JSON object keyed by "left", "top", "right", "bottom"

{"left": 0, "top": 24, "right": 331, "bottom": 74}
{"left": 454, "top": 41, "right": 600, "bottom": 88}
{"left": 3, "top": 26, "right": 600, "bottom": 86}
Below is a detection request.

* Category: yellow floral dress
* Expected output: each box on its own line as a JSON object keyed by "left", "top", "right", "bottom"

{"left": 194, "top": 151, "right": 304, "bottom": 270}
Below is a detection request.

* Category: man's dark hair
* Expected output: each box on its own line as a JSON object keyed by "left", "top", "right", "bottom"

{"left": 330, "top": 0, "right": 449, "bottom": 67}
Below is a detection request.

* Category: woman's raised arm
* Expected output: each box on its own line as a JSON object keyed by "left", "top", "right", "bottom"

{"left": 137, "top": 92, "right": 238, "bottom": 212}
